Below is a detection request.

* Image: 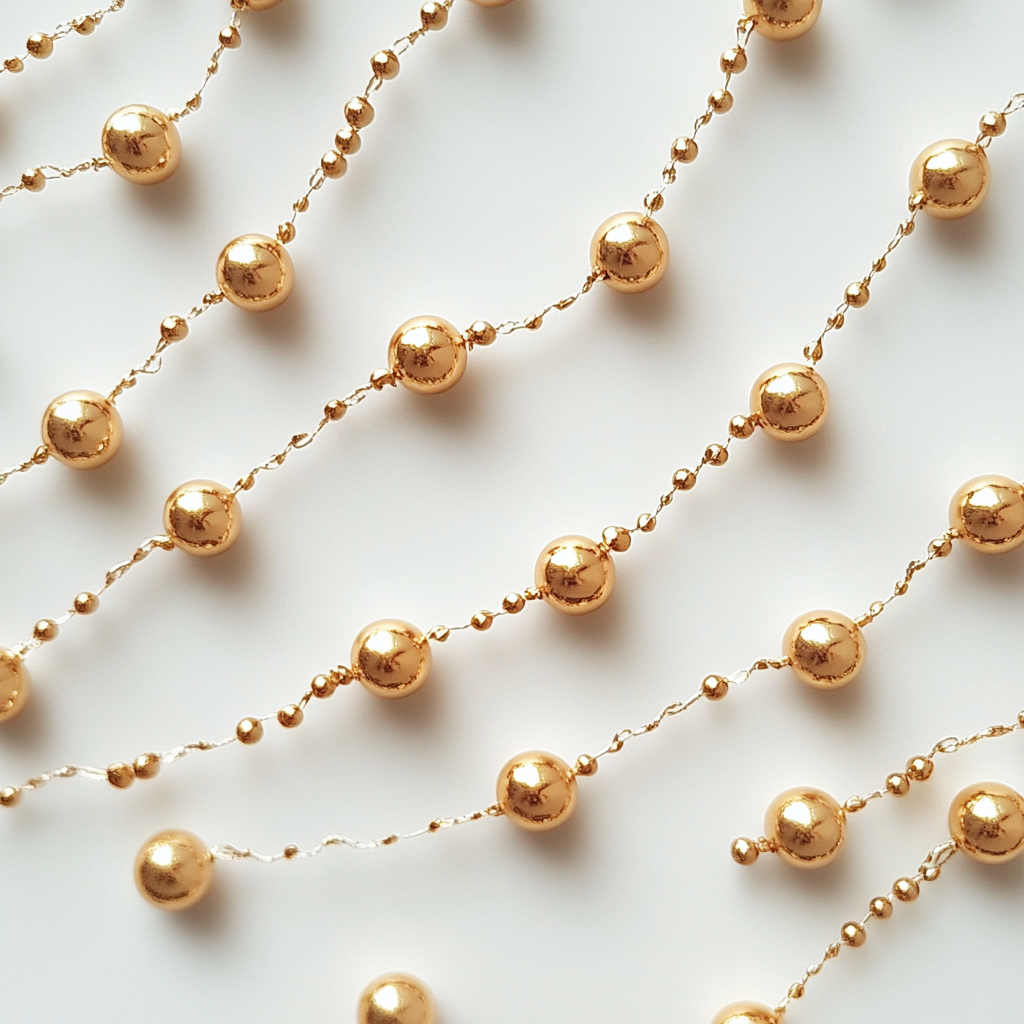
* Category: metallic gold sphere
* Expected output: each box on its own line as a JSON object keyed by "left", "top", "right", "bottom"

{"left": 352, "top": 620, "right": 431, "bottom": 699}
{"left": 764, "top": 787, "right": 846, "bottom": 869}
{"left": 910, "top": 139, "right": 990, "bottom": 220}
{"left": 949, "top": 475, "right": 1024, "bottom": 554}
{"left": 101, "top": 105, "right": 181, "bottom": 185}
{"left": 535, "top": 535, "right": 615, "bottom": 615}
{"left": 783, "top": 610, "right": 864, "bottom": 690}
{"left": 357, "top": 973, "right": 436, "bottom": 1024}
{"left": 134, "top": 829, "right": 214, "bottom": 910}
{"left": 0, "top": 649, "right": 30, "bottom": 724}
{"left": 388, "top": 316, "right": 467, "bottom": 395}
{"left": 710, "top": 1002, "right": 780, "bottom": 1024}
{"left": 591, "top": 212, "right": 670, "bottom": 293}
{"left": 497, "top": 751, "right": 577, "bottom": 832}
{"left": 41, "top": 390, "right": 123, "bottom": 469}
{"left": 163, "top": 480, "right": 242, "bottom": 557}
{"left": 949, "top": 782, "right": 1024, "bottom": 864}
{"left": 743, "top": 0, "right": 820, "bottom": 40}
{"left": 750, "top": 363, "right": 829, "bottom": 442}
{"left": 216, "top": 234, "right": 294, "bottom": 312}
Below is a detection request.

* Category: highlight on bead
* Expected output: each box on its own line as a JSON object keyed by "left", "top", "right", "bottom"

{"left": 534, "top": 535, "right": 615, "bottom": 615}
{"left": 909, "top": 139, "right": 990, "bottom": 219}
{"left": 948, "top": 782, "right": 1024, "bottom": 864}
{"left": 749, "top": 363, "right": 829, "bottom": 442}
{"left": 163, "top": 480, "right": 243, "bottom": 557}
{"left": 357, "top": 972, "right": 436, "bottom": 1024}
{"left": 388, "top": 316, "right": 468, "bottom": 395}
{"left": 948, "top": 475, "right": 1024, "bottom": 554}
{"left": 762, "top": 787, "right": 846, "bottom": 869}
{"left": 101, "top": 105, "right": 182, "bottom": 185}
{"left": 216, "top": 234, "right": 295, "bottom": 311}
{"left": 590, "top": 212, "right": 670, "bottom": 293}
{"left": 496, "top": 751, "right": 577, "bottom": 832}
{"left": 743, "top": 0, "right": 821, "bottom": 41}
{"left": 783, "top": 610, "right": 865, "bottom": 690}
{"left": 134, "top": 829, "right": 214, "bottom": 910}
{"left": 352, "top": 620, "right": 431, "bottom": 699}
{"left": 41, "top": 391, "right": 124, "bottom": 469}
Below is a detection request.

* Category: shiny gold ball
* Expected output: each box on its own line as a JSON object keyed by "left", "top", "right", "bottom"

{"left": 4, "top": 58, "right": 25, "bottom": 74}
{"left": 42, "top": 390, "right": 123, "bottom": 469}
{"left": 893, "top": 877, "right": 919, "bottom": 902}
{"left": 535, "top": 535, "right": 615, "bottom": 615}
{"left": 750, "top": 363, "right": 829, "bottom": 442}
{"left": 886, "top": 772, "right": 911, "bottom": 797}
{"left": 357, "top": 973, "right": 436, "bottom": 1024}
{"left": 133, "top": 753, "right": 161, "bottom": 780}
{"left": 352, "top": 620, "right": 431, "bottom": 699}
{"left": 135, "top": 830, "right": 214, "bottom": 910}
{"left": 671, "top": 137, "right": 698, "bottom": 163}
{"left": 591, "top": 212, "right": 670, "bottom": 294}
{"left": 720, "top": 47, "right": 748, "bottom": 74}
{"left": 949, "top": 475, "right": 1024, "bottom": 554}
{"left": 497, "top": 751, "right": 577, "bottom": 832}
{"left": 783, "top": 610, "right": 864, "bottom": 690}
{"left": 844, "top": 280, "right": 870, "bottom": 308}
{"left": 21, "top": 168, "right": 45, "bottom": 191}
{"left": 869, "top": 896, "right": 893, "bottom": 919}
{"left": 673, "top": 468, "right": 697, "bottom": 491}
{"left": 949, "top": 782, "right": 1024, "bottom": 864}
{"left": 74, "top": 592, "right": 100, "bottom": 615}
{"left": 219, "top": 25, "right": 242, "bottom": 48}
{"left": 465, "top": 320, "right": 497, "bottom": 347}
{"left": 602, "top": 526, "right": 632, "bottom": 552}
{"left": 236, "top": 717, "right": 264, "bottom": 744}
{"left": 702, "top": 674, "right": 730, "bottom": 701}
{"left": 335, "top": 125, "right": 362, "bottom": 154}
{"left": 709, "top": 89, "right": 734, "bottom": 114}
{"left": 764, "top": 787, "right": 846, "bottom": 869}
{"left": 841, "top": 921, "right": 867, "bottom": 947}
{"left": 163, "top": 480, "right": 243, "bottom": 557}
{"left": 743, "top": 0, "right": 821, "bottom": 40}
{"left": 0, "top": 649, "right": 30, "bottom": 724}
{"left": 101, "top": 105, "right": 181, "bottom": 185}
{"left": 910, "top": 139, "right": 990, "bottom": 220}
{"left": 710, "top": 1002, "right": 779, "bottom": 1024}
{"left": 33, "top": 619, "right": 58, "bottom": 643}
{"left": 371, "top": 50, "right": 400, "bottom": 80}
{"left": 27, "top": 33, "right": 55, "bottom": 58}
{"left": 906, "top": 756, "right": 934, "bottom": 782}
{"left": 979, "top": 111, "right": 1007, "bottom": 138}
{"left": 502, "top": 592, "right": 526, "bottom": 614}
{"left": 277, "top": 704, "right": 304, "bottom": 728}
{"left": 107, "top": 762, "right": 135, "bottom": 789}
{"left": 75, "top": 17, "right": 98, "bottom": 34}
{"left": 345, "top": 96, "right": 375, "bottom": 129}
{"left": 731, "top": 837, "right": 760, "bottom": 866}
{"left": 388, "top": 316, "right": 468, "bottom": 395}
{"left": 420, "top": 3, "right": 449, "bottom": 30}
{"left": 160, "top": 315, "right": 189, "bottom": 342}
{"left": 216, "top": 234, "right": 294, "bottom": 312}
{"left": 321, "top": 150, "right": 347, "bottom": 179}
{"left": 0, "top": 787, "right": 21, "bottom": 808}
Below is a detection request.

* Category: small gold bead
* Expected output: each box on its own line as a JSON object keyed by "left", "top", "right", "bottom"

{"left": 844, "top": 281, "right": 870, "bottom": 308}
{"left": 160, "top": 316, "right": 189, "bottom": 343}
{"left": 133, "top": 753, "right": 161, "bottom": 780}
{"left": 421, "top": 2, "right": 450, "bottom": 30}
{"left": 219, "top": 25, "right": 242, "bottom": 48}
{"left": 465, "top": 320, "right": 497, "bottom": 347}
{"left": 277, "top": 222, "right": 296, "bottom": 244}
{"left": 574, "top": 754, "right": 599, "bottom": 777}
{"left": 702, "top": 674, "right": 730, "bottom": 701}
{"left": 236, "top": 717, "right": 264, "bottom": 744}
{"left": 673, "top": 469, "right": 697, "bottom": 491}
{"left": 705, "top": 444, "right": 728, "bottom": 466}
{"left": 321, "top": 150, "right": 348, "bottom": 179}
{"left": 370, "top": 367, "right": 396, "bottom": 390}
{"left": 278, "top": 704, "right": 304, "bottom": 728}
{"left": 979, "top": 111, "right": 1007, "bottom": 138}
{"left": 906, "top": 756, "right": 934, "bottom": 782}
{"left": 75, "top": 16, "right": 98, "bottom": 34}
{"left": 358, "top": 973, "right": 437, "bottom": 1024}
{"left": 21, "top": 168, "right": 46, "bottom": 192}
{"left": 283, "top": 844, "right": 300, "bottom": 859}
{"left": 502, "top": 593, "right": 526, "bottom": 614}
{"left": 107, "top": 762, "right": 135, "bottom": 789}
{"left": 709, "top": 89, "right": 734, "bottom": 114}
{"left": 33, "top": 619, "right": 59, "bottom": 643}
{"left": 720, "top": 46, "right": 748, "bottom": 74}
{"left": 523, "top": 587, "right": 542, "bottom": 601}
{"left": 0, "top": 786, "right": 21, "bottom": 808}
{"left": 332, "top": 666, "right": 354, "bottom": 687}
{"left": 602, "top": 526, "right": 632, "bottom": 553}
{"left": 729, "top": 415, "right": 755, "bottom": 439}
{"left": 334, "top": 126, "right": 361, "bottom": 155}
{"left": 869, "top": 896, "right": 893, "bottom": 919}
{"left": 886, "top": 772, "right": 911, "bottom": 797}
{"left": 311, "top": 673, "right": 337, "bottom": 699}
{"left": 929, "top": 537, "right": 954, "bottom": 558}
{"left": 371, "top": 49, "right": 400, "bottom": 80}
{"left": 345, "top": 96, "right": 375, "bottom": 129}
{"left": 471, "top": 611, "right": 494, "bottom": 631}
{"left": 294, "top": 196, "right": 310, "bottom": 214}
{"left": 841, "top": 922, "right": 867, "bottom": 948}
{"left": 325, "top": 399, "right": 347, "bottom": 421}
{"left": 893, "top": 877, "right": 920, "bottom": 902}
{"left": 26, "top": 34, "right": 55, "bottom": 59}
{"left": 671, "top": 137, "right": 698, "bottom": 164}
{"left": 637, "top": 513, "right": 656, "bottom": 533}
{"left": 4, "top": 58, "right": 25, "bottom": 73}
{"left": 730, "top": 837, "right": 760, "bottom": 866}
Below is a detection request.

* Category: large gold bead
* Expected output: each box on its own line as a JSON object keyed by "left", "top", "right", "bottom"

{"left": 388, "top": 316, "right": 467, "bottom": 395}
{"left": 949, "top": 782, "right": 1024, "bottom": 864}
{"left": 743, "top": 0, "right": 820, "bottom": 40}
{"left": 163, "top": 480, "right": 242, "bottom": 557}
{"left": 590, "top": 212, "right": 670, "bottom": 294}
{"left": 910, "top": 139, "right": 990, "bottom": 220}
{"left": 710, "top": 1002, "right": 780, "bottom": 1024}
{"left": 497, "top": 751, "right": 577, "bottom": 832}
{"left": 134, "top": 829, "right": 214, "bottom": 910}
{"left": 357, "top": 973, "right": 436, "bottom": 1024}
{"left": 0, "top": 649, "right": 30, "bottom": 724}
{"left": 750, "top": 363, "right": 829, "bottom": 442}
{"left": 101, "top": 105, "right": 181, "bottom": 185}
{"left": 948, "top": 476, "right": 1024, "bottom": 554}
{"left": 41, "top": 390, "right": 123, "bottom": 469}
{"left": 535, "top": 535, "right": 614, "bottom": 615}
{"left": 216, "top": 234, "right": 294, "bottom": 312}
{"left": 783, "top": 610, "right": 864, "bottom": 690}
{"left": 352, "top": 620, "right": 431, "bottom": 699}
{"left": 764, "top": 787, "right": 846, "bottom": 869}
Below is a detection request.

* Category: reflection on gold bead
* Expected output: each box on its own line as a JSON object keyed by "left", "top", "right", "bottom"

{"left": 702, "top": 674, "right": 729, "bottom": 701}
{"left": 33, "top": 619, "right": 58, "bottom": 643}
{"left": 163, "top": 480, "right": 243, "bottom": 557}
{"left": 574, "top": 753, "right": 598, "bottom": 777}
{"left": 886, "top": 772, "right": 910, "bottom": 796}
{"left": 75, "top": 16, "right": 98, "bottom": 34}
{"left": 764, "top": 787, "right": 846, "bottom": 869}
{"left": 502, "top": 593, "right": 526, "bottom": 614}
{"left": 133, "top": 753, "right": 161, "bottom": 780}
{"left": 335, "top": 126, "right": 361, "bottom": 154}
{"left": 107, "top": 762, "right": 135, "bottom": 789}
{"left": 949, "top": 782, "right": 1024, "bottom": 864}
{"left": 278, "top": 704, "right": 304, "bottom": 728}
{"left": 371, "top": 50, "right": 400, "bottom": 80}
{"left": 352, "top": 620, "right": 431, "bottom": 699}
{"left": 135, "top": 830, "right": 214, "bottom": 911}
{"left": 0, "top": 649, "right": 30, "bottom": 724}
{"left": 906, "top": 756, "right": 934, "bottom": 782}
{"left": 420, "top": 3, "right": 449, "bottom": 30}
{"left": 321, "top": 150, "right": 347, "bottom": 179}
{"left": 783, "top": 610, "right": 864, "bottom": 690}
{"left": 979, "top": 111, "right": 1007, "bottom": 138}
{"left": 311, "top": 674, "right": 337, "bottom": 699}
{"left": 721, "top": 47, "right": 748, "bottom": 74}
{"left": 357, "top": 973, "right": 436, "bottom": 1024}
{"left": 345, "top": 96, "right": 375, "bottom": 129}
{"left": 729, "top": 415, "right": 755, "bottom": 439}
{"left": 750, "top": 363, "right": 829, "bottom": 442}
{"left": 910, "top": 139, "right": 990, "bottom": 219}
{"left": 0, "top": 787, "right": 20, "bottom": 808}
{"left": 388, "top": 316, "right": 467, "bottom": 395}
{"left": 591, "top": 212, "right": 669, "bottom": 293}
{"left": 160, "top": 315, "right": 189, "bottom": 342}
{"left": 497, "top": 751, "right": 577, "bottom": 832}
{"left": 74, "top": 592, "right": 99, "bottom": 615}
{"left": 709, "top": 89, "right": 734, "bottom": 114}
{"left": 841, "top": 922, "right": 866, "bottom": 947}
{"left": 710, "top": 1002, "right": 779, "bottom": 1024}
{"left": 471, "top": 611, "right": 493, "bottom": 631}
{"left": 731, "top": 837, "right": 760, "bottom": 866}
{"left": 535, "top": 535, "right": 615, "bottom": 615}
{"left": 216, "top": 234, "right": 294, "bottom": 312}
{"left": 236, "top": 717, "right": 264, "bottom": 744}
{"left": 21, "top": 168, "right": 46, "bottom": 192}
{"left": 602, "top": 526, "right": 631, "bottom": 552}
{"left": 743, "top": 0, "right": 820, "bottom": 40}
{"left": 101, "top": 105, "right": 181, "bottom": 185}
{"left": 277, "top": 222, "right": 296, "bottom": 245}
{"left": 42, "top": 390, "right": 123, "bottom": 469}
{"left": 671, "top": 137, "right": 698, "bottom": 163}
{"left": 844, "top": 281, "right": 869, "bottom": 308}
{"left": 893, "top": 877, "right": 919, "bottom": 902}
{"left": 465, "top": 320, "right": 497, "bottom": 347}
{"left": 219, "top": 25, "right": 242, "bottom": 48}
{"left": 949, "top": 476, "right": 1024, "bottom": 554}
{"left": 673, "top": 468, "right": 697, "bottom": 491}
{"left": 27, "top": 34, "right": 55, "bottom": 58}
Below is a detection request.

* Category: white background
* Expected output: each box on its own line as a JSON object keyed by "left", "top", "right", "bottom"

{"left": 1, "top": 0, "right": 1024, "bottom": 1021}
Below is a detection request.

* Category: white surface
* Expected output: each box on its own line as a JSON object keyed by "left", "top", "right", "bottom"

{"left": 1, "top": 0, "right": 1024, "bottom": 1021}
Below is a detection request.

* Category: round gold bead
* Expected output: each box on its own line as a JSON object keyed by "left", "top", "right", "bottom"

{"left": 216, "top": 234, "right": 294, "bottom": 311}
{"left": 601, "top": 526, "right": 632, "bottom": 552}
{"left": 345, "top": 96, "right": 375, "bottom": 129}
{"left": 160, "top": 315, "right": 189, "bottom": 342}
{"left": 591, "top": 212, "right": 670, "bottom": 294}
{"left": 720, "top": 47, "right": 748, "bottom": 74}
{"left": 574, "top": 753, "right": 598, "bottom": 777}
{"left": 844, "top": 281, "right": 869, "bottom": 308}
{"left": 21, "top": 168, "right": 46, "bottom": 192}
{"left": 743, "top": 0, "right": 821, "bottom": 40}
{"left": 710, "top": 1002, "right": 780, "bottom": 1024}
{"left": 471, "top": 611, "right": 494, "bottom": 631}
{"left": 906, "top": 756, "right": 934, "bottom": 782}
{"left": 420, "top": 2, "right": 450, "bottom": 30}
{"left": 388, "top": 316, "right": 467, "bottom": 395}
{"left": 535, "top": 535, "right": 615, "bottom": 615}
{"left": 705, "top": 444, "right": 729, "bottom": 466}
{"left": 637, "top": 513, "right": 656, "bottom": 533}
{"left": 979, "top": 111, "right": 1007, "bottom": 138}
{"left": 371, "top": 50, "right": 400, "bottom": 80}
{"left": 352, "top": 620, "right": 431, "bottom": 699}
{"left": 0, "top": 787, "right": 20, "bottom": 808}
{"left": 74, "top": 592, "right": 100, "bottom": 615}
{"left": 869, "top": 896, "right": 893, "bottom": 919}
{"left": 357, "top": 972, "right": 436, "bottom": 1024}
{"left": 236, "top": 717, "right": 264, "bottom": 744}
{"left": 709, "top": 89, "right": 734, "bottom": 114}
{"left": 135, "top": 830, "right": 214, "bottom": 911}
{"left": 886, "top": 772, "right": 911, "bottom": 797}
{"left": 163, "top": 480, "right": 242, "bottom": 557}
{"left": 750, "top": 363, "right": 829, "bottom": 442}
{"left": 841, "top": 922, "right": 867, "bottom": 948}
{"left": 783, "top": 610, "right": 865, "bottom": 690}
{"left": 497, "top": 751, "right": 577, "bottom": 832}
{"left": 27, "top": 34, "right": 55, "bottom": 59}
{"left": 33, "top": 619, "right": 58, "bottom": 643}
{"left": 893, "top": 877, "right": 919, "bottom": 902}
{"left": 4, "top": 58, "right": 25, "bottom": 73}
{"left": 0, "top": 649, "right": 31, "bottom": 724}
{"left": 133, "top": 753, "right": 161, "bottom": 780}
{"left": 277, "top": 704, "right": 304, "bottom": 728}
{"left": 75, "top": 16, "right": 98, "bottom": 34}
{"left": 325, "top": 399, "right": 347, "bottom": 421}
{"left": 465, "top": 320, "right": 497, "bottom": 347}
{"left": 321, "top": 150, "right": 347, "bottom": 179}
{"left": 311, "top": 674, "right": 337, "bottom": 699}
{"left": 948, "top": 475, "right": 1024, "bottom": 554}
{"left": 335, "top": 126, "right": 361, "bottom": 154}
{"left": 764, "top": 787, "right": 846, "bottom": 869}
{"left": 107, "top": 762, "right": 135, "bottom": 789}
{"left": 910, "top": 139, "right": 990, "bottom": 219}
{"left": 502, "top": 593, "right": 526, "bottom": 614}
{"left": 702, "top": 674, "right": 729, "bottom": 701}
{"left": 219, "top": 25, "right": 242, "bottom": 48}
{"left": 731, "top": 837, "right": 760, "bottom": 866}
{"left": 729, "top": 415, "right": 755, "bottom": 439}
{"left": 101, "top": 105, "right": 181, "bottom": 185}
{"left": 671, "top": 137, "right": 698, "bottom": 163}
{"left": 673, "top": 468, "right": 697, "bottom": 491}
{"left": 949, "top": 782, "right": 1024, "bottom": 864}
{"left": 277, "top": 222, "right": 296, "bottom": 245}
{"left": 41, "top": 391, "right": 123, "bottom": 470}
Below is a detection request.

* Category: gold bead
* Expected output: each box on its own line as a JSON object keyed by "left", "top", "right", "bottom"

{"left": 74, "top": 592, "right": 99, "bottom": 615}
{"left": 75, "top": 16, "right": 98, "bottom": 33}
{"left": 420, "top": 2, "right": 450, "bottom": 30}
{"left": 929, "top": 536, "right": 954, "bottom": 558}
{"left": 325, "top": 399, "right": 347, "bottom": 421}
{"left": 743, "top": 0, "right": 821, "bottom": 40}
{"left": 709, "top": 89, "right": 734, "bottom": 114}
{"left": 4, "top": 58, "right": 25, "bottom": 73}
{"left": 729, "top": 415, "right": 755, "bottom": 439}
{"left": 283, "top": 843, "right": 300, "bottom": 858}
{"left": 731, "top": 837, "right": 760, "bottom": 866}
{"left": 535, "top": 535, "right": 615, "bottom": 615}
{"left": 979, "top": 111, "right": 1007, "bottom": 138}
{"left": 277, "top": 222, "right": 296, "bottom": 244}
{"left": 41, "top": 391, "right": 123, "bottom": 470}
{"left": 671, "top": 137, "right": 698, "bottom": 163}
{"left": 637, "top": 513, "right": 656, "bottom": 533}
{"left": 906, "top": 756, "right": 934, "bottom": 782}
{"left": 163, "top": 480, "right": 243, "bottom": 557}
{"left": 135, "top": 830, "right": 214, "bottom": 911}
{"left": 783, "top": 610, "right": 865, "bottom": 690}
{"left": 949, "top": 782, "right": 1024, "bottom": 864}
{"left": 710, "top": 1002, "right": 780, "bottom": 1024}
{"left": 26, "top": 34, "right": 55, "bottom": 58}
{"left": 702, "top": 674, "right": 729, "bottom": 701}
{"left": 574, "top": 754, "right": 598, "bottom": 777}
{"left": 502, "top": 593, "right": 526, "bottom": 614}
{"left": 219, "top": 25, "right": 242, "bottom": 48}
{"left": 160, "top": 315, "right": 189, "bottom": 342}
{"left": 750, "top": 363, "right": 829, "bottom": 442}
{"left": 910, "top": 139, "right": 990, "bottom": 219}
{"left": 720, "top": 47, "right": 748, "bottom": 74}
{"left": 371, "top": 50, "right": 400, "bottom": 80}
{"left": 133, "top": 753, "right": 161, "bottom": 780}
{"left": 345, "top": 96, "right": 375, "bottom": 129}
{"left": 841, "top": 922, "right": 867, "bottom": 948}
{"left": 949, "top": 476, "right": 1024, "bottom": 553}
{"left": 869, "top": 896, "right": 893, "bottom": 919}
{"left": 33, "top": 619, "right": 58, "bottom": 643}
{"left": 893, "top": 877, "right": 919, "bottom": 902}
{"left": 236, "top": 717, "right": 264, "bottom": 744}
{"left": 705, "top": 444, "right": 729, "bottom": 466}
{"left": 602, "top": 526, "right": 632, "bottom": 552}
{"left": 388, "top": 316, "right": 468, "bottom": 395}
{"left": 591, "top": 212, "right": 670, "bottom": 294}
{"left": 471, "top": 611, "right": 494, "bottom": 631}
{"left": 216, "top": 234, "right": 294, "bottom": 312}
{"left": 277, "top": 704, "right": 304, "bottom": 728}
{"left": 0, "top": 787, "right": 20, "bottom": 808}
{"left": 107, "top": 762, "right": 135, "bottom": 789}
{"left": 787, "top": 984, "right": 805, "bottom": 1001}
{"left": 0, "top": 649, "right": 31, "bottom": 724}
{"left": 764, "top": 787, "right": 846, "bottom": 869}
{"left": 844, "top": 281, "right": 869, "bottom": 308}
{"left": 101, "top": 105, "right": 181, "bottom": 185}
{"left": 352, "top": 620, "right": 431, "bottom": 699}
{"left": 311, "top": 674, "right": 337, "bottom": 699}
{"left": 21, "top": 168, "right": 46, "bottom": 191}
{"left": 335, "top": 126, "right": 362, "bottom": 154}
{"left": 321, "top": 150, "right": 347, "bottom": 179}
{"left": 357, "top": 973, "right": 436, "bottom": 1024}
{"left": 464, "top": 320, "right": 497, "bottom": 347}
{"left": 673, "top": 468, "right": 697, "bottom": 491}
{"left": 884, "top": 772, "right": 910, "bottom": 797}
{"left": 497, "top": 751, "right": 577, "bottom": 832}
